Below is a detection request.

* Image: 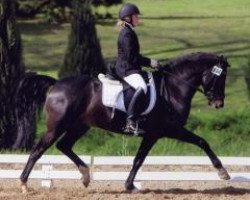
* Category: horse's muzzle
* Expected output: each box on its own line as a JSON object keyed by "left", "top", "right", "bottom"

{"left": 208, "top": 99, "right": 224, "bottom": 109}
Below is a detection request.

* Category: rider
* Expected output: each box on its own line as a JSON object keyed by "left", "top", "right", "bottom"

{"left": 115, "top": 3, "right": 161, "bottom": 135}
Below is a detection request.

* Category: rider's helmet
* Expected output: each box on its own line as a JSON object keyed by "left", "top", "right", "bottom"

{"left": 119, "top": 3, "right": 140, "bottom": 20}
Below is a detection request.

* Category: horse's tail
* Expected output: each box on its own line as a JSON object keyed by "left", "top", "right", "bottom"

{"left": 13, "top": 72, "right": 57, "bottom": 149}
{"left": 15, "top": 72, "right": 57, "bottom": 117}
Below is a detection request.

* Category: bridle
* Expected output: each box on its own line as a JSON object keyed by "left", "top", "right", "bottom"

{"left": 202, "top": 65, "right": 226, "bottom": 101}
{"left": 160, "top": 64, "right": 226, "bottom": 99}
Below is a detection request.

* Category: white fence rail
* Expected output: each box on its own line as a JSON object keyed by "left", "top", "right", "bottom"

{"left": 93, "top": 156, "right": 250, "bottom": 166}
{"left": 0, "top": 155, "right": 249, "bottom": 188}
{"left": 0, "top": 154, "right": 92, "bottom": 164}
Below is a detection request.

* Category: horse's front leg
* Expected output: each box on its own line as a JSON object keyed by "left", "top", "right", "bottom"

{"left": 125, "top": 135, "right": 158, "bottom": 192}
{"left": 170, "top": 127, "right": 230, "bottom": 180}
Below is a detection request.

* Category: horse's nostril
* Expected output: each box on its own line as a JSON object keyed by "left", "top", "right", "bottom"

{"left": 209, "top": 99, "right": 224, "bottom": 109}
{"left": 215, "top": 100, "right": 224, "bottom": 108}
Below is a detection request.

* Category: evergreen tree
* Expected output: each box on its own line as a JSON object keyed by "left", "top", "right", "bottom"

{"left": 0, "top": 0, "right": 25, "bottom": 148}
{"left": 15, "top": 0, "right": 122, "bottom": 19}
{"left": 59, "top": 0, "right": 106, "bottom": 78}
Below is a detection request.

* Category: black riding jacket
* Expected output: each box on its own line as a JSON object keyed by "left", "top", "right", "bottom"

{"left": 115, "top": 23, "right": 151, "bottom": 77}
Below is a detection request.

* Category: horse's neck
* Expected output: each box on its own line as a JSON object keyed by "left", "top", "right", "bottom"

{"left": 167, "top": 68, "right": 203, "bottom": 123}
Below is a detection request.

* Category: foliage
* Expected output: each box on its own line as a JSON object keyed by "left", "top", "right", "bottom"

{"left": 15, "top": 0, "right": 70, "bottom": 23}
{"left": 186, "top": 109, "right": 250, "bottom": 134}
{"left": 15, "top": 0, "right": 51, "bottom": 18}
{"left": 15, "top": 0, "right": 123, "bottom": 22}
{"left": 92, "top": 0, "right": 122, "bottom": 7}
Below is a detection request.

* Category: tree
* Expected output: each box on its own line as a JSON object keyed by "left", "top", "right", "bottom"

{"left": 0, "top": 0, "right": 25, "bottom": 148}
{"left": 92, "top": 0, "right": 122, "bottom": 7}
{"left": 15, "top": 0, "right": 122, "bottom": 22}
{"left": 59, "top": 0, "right": 106, "bottom": 78}
{"left": 15, "top": 0, "right": 51, "bottom": 18}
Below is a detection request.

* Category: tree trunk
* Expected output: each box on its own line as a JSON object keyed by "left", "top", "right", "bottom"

{"left": 0, "top": 0, "right": 25, "bottom": 148}
{"left": 59, "top": 0, "right": 106, "bottom": 78}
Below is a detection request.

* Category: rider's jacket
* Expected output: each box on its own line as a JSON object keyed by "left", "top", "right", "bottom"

{"left": 115, "top": 23, "right": 150, "bottom": 78}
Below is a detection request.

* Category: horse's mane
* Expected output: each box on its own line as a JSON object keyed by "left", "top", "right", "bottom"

{"left": 163, "top": 52, "right": 220, "bottom": 74}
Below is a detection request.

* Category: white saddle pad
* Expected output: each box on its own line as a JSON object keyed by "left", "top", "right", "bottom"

{"left": 98, "top": 73, "right": 157, "bottom": 115}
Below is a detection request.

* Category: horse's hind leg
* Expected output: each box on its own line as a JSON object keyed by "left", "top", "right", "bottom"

{"left": 20, "top": 126, "right": 65, "bottom": 193}
{"left": 170, "top": 127, "right": 230, "bottom": 180}
{"left": 56, "top": 124, "right": 90, "bottom": 187}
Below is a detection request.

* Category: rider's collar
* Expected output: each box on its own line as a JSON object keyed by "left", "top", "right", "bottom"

{"left": 125, "top": 22, "right": 134, "bottom": 30}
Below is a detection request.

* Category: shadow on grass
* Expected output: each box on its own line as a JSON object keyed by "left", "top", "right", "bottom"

{"left": 96, "top": 15, "right": 250, "bottom": 25}
{"left": 142, "top": 15, "right": 250, "bottom": 21}
{"left": 144, "top": 40, "right": 250, "bottom": 56}
{"left": 19, "top": 15, "right": 250, "bottom": 28}
{"left": 18, "top": 21, "right": 68, "bottom": 35}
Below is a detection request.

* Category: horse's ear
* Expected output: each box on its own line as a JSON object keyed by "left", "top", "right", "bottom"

{"left": 220, "top": 55, "right": 224, "bottom": 62}
{"left": 220, "top": 55, "right": 230, "bottom": 68}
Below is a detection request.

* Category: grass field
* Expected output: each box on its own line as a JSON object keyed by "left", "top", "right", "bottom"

{"left": 18, "top": 0, "right": 250, "bottom": 156}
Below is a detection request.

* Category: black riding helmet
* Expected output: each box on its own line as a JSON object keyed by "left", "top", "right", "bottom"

{"left": 119, "top": 3, "right": 140, "bottom": 20}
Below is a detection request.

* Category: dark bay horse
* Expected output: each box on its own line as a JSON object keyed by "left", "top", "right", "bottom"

{"left": 19, "top": 52, "right": 230, "bottom": 193}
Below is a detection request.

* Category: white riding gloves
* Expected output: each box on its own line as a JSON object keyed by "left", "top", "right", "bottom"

{"left": 150, "top": 59, "right": 161, "bottom": 69}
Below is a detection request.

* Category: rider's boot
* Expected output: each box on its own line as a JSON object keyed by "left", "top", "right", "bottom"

{"left": 124, "top": 87, "right": 145, "bottom": 135}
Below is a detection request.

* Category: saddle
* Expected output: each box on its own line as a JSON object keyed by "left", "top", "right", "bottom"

{"left": 98, "top": 72, "right": 157, "bottom": 116}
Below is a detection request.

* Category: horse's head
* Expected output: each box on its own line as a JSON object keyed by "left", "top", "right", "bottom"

{"left": 201, "top": 55, "right": 229, "bottom": 109}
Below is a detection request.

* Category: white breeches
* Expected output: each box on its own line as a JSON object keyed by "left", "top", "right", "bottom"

{"left": 124, "top": 73, "right": 147, "bottom": 93}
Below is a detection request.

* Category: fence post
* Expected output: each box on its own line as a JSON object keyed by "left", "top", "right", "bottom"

{"left": 41, "top": 164, "right": 53, "bottom": 188}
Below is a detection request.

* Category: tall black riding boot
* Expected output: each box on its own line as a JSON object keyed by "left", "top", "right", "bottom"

{"left": 123, "top": 87, "right": 146, "bottom": 135}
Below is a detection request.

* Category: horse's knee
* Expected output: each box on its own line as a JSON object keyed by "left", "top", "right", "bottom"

{"left": 56, "top": 137, "right": 72, "bottom": 152}
{"left": 198, "top": 139, "right": 209, "bottom": 149}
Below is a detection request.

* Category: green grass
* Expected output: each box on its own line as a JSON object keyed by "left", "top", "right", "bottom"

{"left": 17, "top": 0, "right": 250, "bottom": 156}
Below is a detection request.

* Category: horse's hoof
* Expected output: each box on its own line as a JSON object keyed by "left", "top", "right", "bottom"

{"left": 131, "top": 187, "right": 140, "bottom": 193}
{"left": 20, "top": 181, "right": 28, "bottom": 193}
{"left": 125, "top": 184, "right": 140, "bottom": 193}
{"left": 218, "top": 167, "right": 231, "bottom": 180}
{"left": 79, "top": 166, "right": 90, "bottom": 187}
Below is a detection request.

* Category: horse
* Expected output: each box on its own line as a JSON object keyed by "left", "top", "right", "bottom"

{"left": 18, "top": 52, "right": 230, "bottom": 193}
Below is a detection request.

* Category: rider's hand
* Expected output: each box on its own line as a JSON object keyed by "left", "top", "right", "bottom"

{"left": 150, "top": 59, "right": 161, "bottom": 69}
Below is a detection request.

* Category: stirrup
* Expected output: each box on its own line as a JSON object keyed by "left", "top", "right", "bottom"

{"left": 123, "top": 121, "right": 145, "bottom": 136}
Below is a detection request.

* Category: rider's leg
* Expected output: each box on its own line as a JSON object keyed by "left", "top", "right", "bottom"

{"left": 123, "top": 73, "right": 147, "bottom": 135}
{"left": 124, "top": 87, "right": 146, "bottom": 134}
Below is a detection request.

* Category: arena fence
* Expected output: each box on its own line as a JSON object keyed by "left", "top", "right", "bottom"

{"left": 0, "top": 155, "right": 249, "bottom": 188}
